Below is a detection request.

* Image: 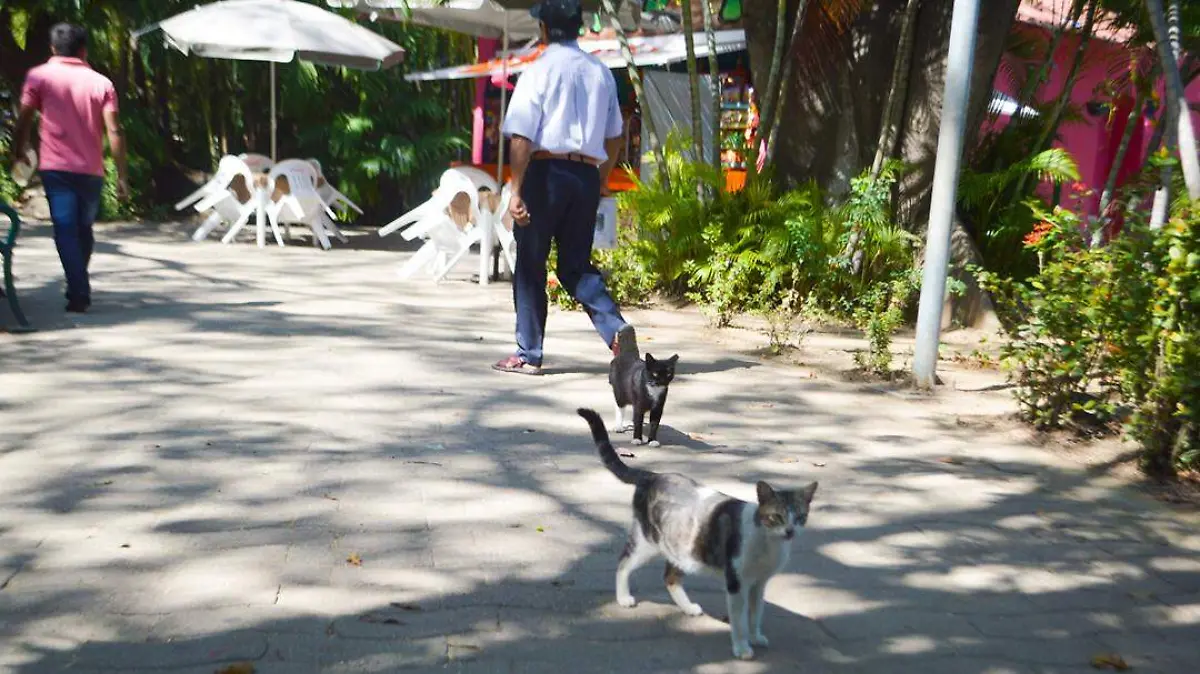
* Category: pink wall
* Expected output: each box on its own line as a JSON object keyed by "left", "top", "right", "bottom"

{"left": 990, "top": 25, "right": 1200, "bottom": 217}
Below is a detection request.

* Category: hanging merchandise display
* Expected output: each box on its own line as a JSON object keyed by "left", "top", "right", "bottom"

{"left": 718, "top": 65, "right": 757, "bottom": 170}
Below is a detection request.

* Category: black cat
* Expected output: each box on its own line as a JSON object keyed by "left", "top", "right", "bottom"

{"left": 609, "top": 324, "right": 679, "bottom": 447}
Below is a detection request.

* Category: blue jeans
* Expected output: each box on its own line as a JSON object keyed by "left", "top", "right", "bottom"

{"left": 41, "top": 170, "right": 104, "bottom": 305}
{"left": 513, "top": 159, "right": 625, "bottom": 366}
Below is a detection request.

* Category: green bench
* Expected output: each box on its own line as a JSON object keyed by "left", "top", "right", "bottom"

{"left": 0, "top": 200, "right": 32, "bottom": 332}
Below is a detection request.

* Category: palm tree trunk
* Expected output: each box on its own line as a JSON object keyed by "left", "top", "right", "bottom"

{"left": 870, "top": 0, "right": 922, "bottom": 178}
{"left": 599, "top": 0, "right": 670, "bottom": 189}
{"left": 681, "top": 0, "right": 704, "bottom": 163}
{"left": 1146, "top": 0, "right": 1200, "bottom": 201}
{"left": 987, "top": 3, "right": 1081, "bottom": 173}
{"left": 1098, "top": 87, "right": 1146, "bottom": 217}
{"left": 701, "top": 0, "right": 722, "bottom": 173}
{"left": 760, "top": 0, "right": 810, "bottom": 166}
{"left": 1013, "top": 0, "right": 1097, "bottom": 199}
{"left": 756, "top": 0, "right": 790, "bottom": 162}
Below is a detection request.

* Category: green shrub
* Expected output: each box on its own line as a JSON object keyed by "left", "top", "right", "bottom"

{"left": 1130, "top": 209, "right": 1199, "bottom": 475}
{"left": 617, "top": 131, "right": 723, "bottom": 293}
{"left": 979, "top": 196, "right": 1198, "bottom": 476}
{"left": 852, "top": 270, "right": 921, "bottom": 375}
{"left": 614, "top": 137, "right": 923, "bottom": 361}
{"left": 594, "top": 223, "right": 657, "bottom": 307}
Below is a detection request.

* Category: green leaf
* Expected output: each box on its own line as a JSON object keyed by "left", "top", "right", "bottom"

{"left": 10, "top": 7, "right": 29, "bottom": 50}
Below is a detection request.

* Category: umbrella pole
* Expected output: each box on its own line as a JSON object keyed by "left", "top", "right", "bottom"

{"left": 481, "top": 15, "right": 510, "bottom": 287}
{"left": 497, "top": 18, "right": 509, "bottom": 185}
{"left": 270, "top": 61, "right": 278, "bottom": 161}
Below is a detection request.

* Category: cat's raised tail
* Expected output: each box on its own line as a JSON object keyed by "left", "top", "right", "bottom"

{"left": 578, "top": 408, "right": 654, "bottom": 485}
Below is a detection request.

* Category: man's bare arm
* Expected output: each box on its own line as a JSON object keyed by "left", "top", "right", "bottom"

{"left": 599, "top": 136, "right": 624, "bottom": 192}
{"left": 10, "top": 104, "right": 37, "bottom": 164}
{"left": 507, "top": 135, "right": 535, "bottom": 225}
{"left": 102, "top": 108, "right": 129, "bottom": 198}
{"left": 509, "top": 135, "right": 534, "bottom": 194}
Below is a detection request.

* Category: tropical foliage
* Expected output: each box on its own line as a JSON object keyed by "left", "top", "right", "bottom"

{"left": 606, "top": 134, "right": 922, "bottom": 372}
{"left": 977, "top": 179, "right": 1199, "bottom": 477}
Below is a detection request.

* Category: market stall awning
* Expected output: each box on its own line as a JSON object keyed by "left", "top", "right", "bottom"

{"left": 404, "top": 28, "right": 746, "bottom": 81}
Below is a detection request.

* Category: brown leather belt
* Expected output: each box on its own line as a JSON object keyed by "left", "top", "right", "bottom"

{"left": 532, "top": 151, "right": 600, "bottom": 166}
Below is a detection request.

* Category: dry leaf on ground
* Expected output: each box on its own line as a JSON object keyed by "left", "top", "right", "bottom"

{"left": 779, "top": 457, "right": 798, "bottom": 464}
{"left": 1090, "top": 653, "right": 1130, "bottom": 670}
{"left": 215, "top": 663, "right": 255, "bottom": 674}
{"left": 346, "top": 553, "right": 363, "bottom": 566}
{"left": 937, "top": 456, "right": 963, "bottom": 465}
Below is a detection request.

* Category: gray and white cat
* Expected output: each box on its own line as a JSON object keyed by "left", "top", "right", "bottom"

{"left": 578, "top": 408, "right": 818, "bottom": 660}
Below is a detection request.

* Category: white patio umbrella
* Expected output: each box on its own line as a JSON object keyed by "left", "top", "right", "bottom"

{"left": 134, "top": 0, "right": 405, "bottom": 160}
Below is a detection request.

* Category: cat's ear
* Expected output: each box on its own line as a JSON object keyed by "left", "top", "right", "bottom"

{"left": 756, "top": 481, "right": 779, "bottom": 504}
{"left": 666, "top": 354, "right": 679, "bottom": 368}
{"left": 797, "top": 481, "right": 818, "bottom": 506}
{"left": 645, "top": 353, "right": 656, "bottom": 366}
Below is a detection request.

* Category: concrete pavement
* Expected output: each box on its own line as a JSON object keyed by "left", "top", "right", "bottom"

{"left": 1, "top": 221, "right": 1198, "bottom": 673}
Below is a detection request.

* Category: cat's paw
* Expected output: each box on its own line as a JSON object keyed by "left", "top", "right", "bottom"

{"left": 630, "top": 438, "right": 645, "bottom": 446}
{"left": 751, "top": 633, "right": 770, "bottom": 648}
{"left": 731, "top": 642, "right": 755, "bottom": 661}
{"left": 648, "top": 440, "right": 661, "bottom": 448}
{"left": 616, "top": 594, "right": 637, "bottom": 609}
{"left": 679, "top": 602, "right": 704, "bottom": 617}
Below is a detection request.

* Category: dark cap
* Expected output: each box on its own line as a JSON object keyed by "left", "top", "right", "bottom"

{"left": 530, "top": 0, "right": 583, "bottom": 27}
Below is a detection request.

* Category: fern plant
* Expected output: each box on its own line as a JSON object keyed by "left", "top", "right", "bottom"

{"left": 960, "top": 147, "right": 1081, "bottom": 279}
{"left": 618, "top": 131, "right": 723, "bottom": 293}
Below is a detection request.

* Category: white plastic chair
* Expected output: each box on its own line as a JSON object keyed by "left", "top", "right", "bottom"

{"left": 308, "top": 158, "right": 362, "bottom": 217}
{"left": 479, "top": 183, "right": 516, "bottom": 276}
{"left": 239, "top": 153, "right": 274, "bottom": 174}
{"left": 393, "top": 171, "right": 485, "bottom": 281}
{"left": 260, "top": 159, "right": 338, "bottom": 250}
{"left": 380, "top": 168, "right": 488, "bottom": 239}
{"left": 189, "top": 155, "right": 273, "bottom": 245}
{"left": 175, "top": 155, "right": 244, "bottom": 213}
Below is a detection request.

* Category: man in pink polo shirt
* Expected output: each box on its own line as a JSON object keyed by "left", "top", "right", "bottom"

{"left": 11, "top": 23, "right": 128, "bottom": 313}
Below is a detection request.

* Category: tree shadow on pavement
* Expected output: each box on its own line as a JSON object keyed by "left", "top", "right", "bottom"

{"left": 3, "top": 231, "right": 1199, "bottom": 674}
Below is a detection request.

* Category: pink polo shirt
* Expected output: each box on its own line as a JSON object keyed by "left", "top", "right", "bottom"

{"left": 20, "top": 56, "right": 117, "bottom": 177}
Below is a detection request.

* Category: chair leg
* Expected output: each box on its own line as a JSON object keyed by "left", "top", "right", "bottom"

{"left": 311, "top": 218, "right": 332, "bottom": 250}
{"left": 323, "top": 215, "right": 349, "bottom": 243}
{"left": 397, "top": 242, "right": 438, "bottom": 280}
{"left": 193, "top": 212, "right": 224, "bottom": 241}
{"left": 221, "top": 209, "right": 253, "bottom": 244}
{"left": 266, "top": 209, "right": 285, "bottom": 247}
{"left": 437, "top": 244, "right": 472, "bottom": 283}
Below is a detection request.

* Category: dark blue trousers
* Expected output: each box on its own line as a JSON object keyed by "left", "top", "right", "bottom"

{"left": 41, "top": 170, "right": 104, "bottom": 306}
{"left": 513, "top": 159, "right": 625, "bottom": 366}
